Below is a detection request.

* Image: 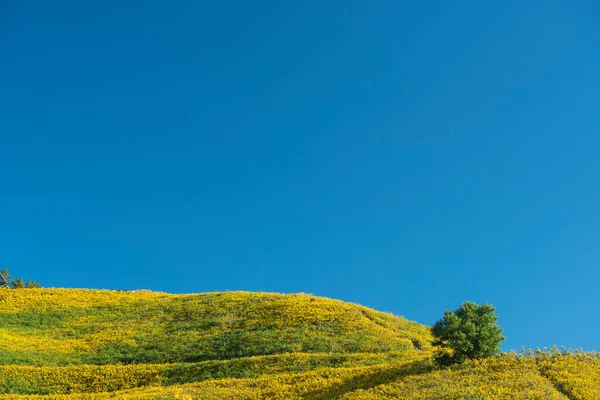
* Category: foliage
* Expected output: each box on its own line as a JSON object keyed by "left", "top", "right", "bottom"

{"left": 0, "top": 269, "right": 12, "bottom": 288}
{"left": 0, "top": 290, "right": 597, "bottom": 399}
{"left": 0, "top": 358, "right": 431, "bottom": 399}
{"left": 0, "top": 289, "right": 431, "bottom": 366}
{"left": 431, "top": 301, "right": 505, "bottom": 365}
{"left": 0, "top": 269, "right": 41, "bottom": 289}
{"left": 341, "top": 356, "right": 568, "bottom": 399}
{"left": 10, "top": 279, "right": 41, "bottom": 289}
{"left": 521, "top": 346, "right": 600, "bottom": 400}
{"left": 0, "top": 352, "right": 425, "bottom": 395}
{"left": 341, "top": 350, "right": 600, "bottom": 399}
{"left": 0, "top": 352, "right": 597, "bottom": 399}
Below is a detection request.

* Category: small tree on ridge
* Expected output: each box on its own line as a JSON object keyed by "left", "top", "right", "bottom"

{"left": 432, "top": 301, "right": 505, "bottom": 366}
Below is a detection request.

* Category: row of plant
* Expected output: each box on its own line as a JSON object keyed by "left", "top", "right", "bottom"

{"left": 0, "top": 351, "right": 597, "bottom": 399}
{"left": 0, "top": 358, "right": 432, "bottom": 400}
{"left": 0, "top": 351, "right": 427, "bottom": 395}
{"left": 341, "top": 356, "right": 566, "bottom": 400}
{"left": 524, "top": 347, "right": 600, "bottom": 400}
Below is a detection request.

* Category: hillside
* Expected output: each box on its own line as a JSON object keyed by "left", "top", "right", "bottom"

{"left": 0, "top": 289, "right": 430, "bottom": 365}
{"left": 0, "top": 289, "right": 597, "bottom": 399}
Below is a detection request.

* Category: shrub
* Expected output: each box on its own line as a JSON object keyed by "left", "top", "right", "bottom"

{"left": 432, "top": 302, "right": 505, "bottom": 366}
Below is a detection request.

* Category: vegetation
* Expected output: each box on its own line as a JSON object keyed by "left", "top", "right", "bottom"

{"left": 432, "top": 301, "right": 505, "bottom": 366}
{"left": 0, "top": 269, "right": 41, "bottom": 289}
{"left": 0, "top": 289, "right": 429, "bottom": 366}
{"left": 0, "top": 289, "right": 596, "bottom": 399}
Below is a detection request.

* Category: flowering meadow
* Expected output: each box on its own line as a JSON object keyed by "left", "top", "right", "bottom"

{"left": 0, "top": 289, "right": 597, "bottom": 399}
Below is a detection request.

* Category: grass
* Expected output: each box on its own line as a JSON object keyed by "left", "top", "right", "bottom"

{"left": 0, "top": 289, "right": 431, "bottom": 366}
{"left": 0, "top": 288, "right": 598, "bottom": 399}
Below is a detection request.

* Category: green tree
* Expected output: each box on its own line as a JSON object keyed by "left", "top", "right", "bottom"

{"left": 0, "top": 269, "right": 41, "bottom": 289}
{"left": 24, "top": 280, "right": 42, "bottom": 288}
{"left": 432, "top": 301, "right": 505, "bottom": 366}
{"left": 0, "top": 269, "right": 13, "bottom": 288}
{"left": 10, "top": 277, "right": 24, "bottom": 288}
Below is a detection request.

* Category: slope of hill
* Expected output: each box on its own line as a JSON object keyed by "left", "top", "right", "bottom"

{"left": 0, "top": 289, "right": 430, "bottom": 366}
{"left": 0, "top": 289, "right": 598, "bottom": 399}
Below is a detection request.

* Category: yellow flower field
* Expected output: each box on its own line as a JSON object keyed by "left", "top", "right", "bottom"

{"left": 0, "top": 289, "right": 597, "bottom": 399}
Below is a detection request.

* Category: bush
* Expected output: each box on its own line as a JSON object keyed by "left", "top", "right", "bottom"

{"left": 0, "top": 269, "right": 41, "bottom": 288}
{"left": 432, "top": 302, "right": 505, "bottom": 366}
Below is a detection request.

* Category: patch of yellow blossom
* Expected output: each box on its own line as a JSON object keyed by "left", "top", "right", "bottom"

{"left": 0, "top": 357, "right": 430, "bottom": 399}
{"left": 0, "top": 288, "right": 168, "bottom": 313}
{"left": 0, "top": 329, "right": 86, "bottom": 355}
{"left": 341, "top": 356, "right": 567, "bottom": 400}
{"left": 0, "top": 352, "right": 426, "bottom": 395}
{"left": 535, "top": 349, "right": 600, "bottom": 400}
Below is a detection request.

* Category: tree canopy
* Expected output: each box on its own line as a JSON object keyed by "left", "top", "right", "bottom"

{"left": 432, "top": 301, "right": 505, "bottom": 365}
{"left": 0, "top": 269, "right": 41, "bottom": 289}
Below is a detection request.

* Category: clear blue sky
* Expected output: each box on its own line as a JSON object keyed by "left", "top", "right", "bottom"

{"left": 1, "top": 1, "right": 598, "bottom": 352}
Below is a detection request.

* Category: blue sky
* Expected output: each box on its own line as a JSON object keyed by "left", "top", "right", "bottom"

{"left": 1, "top": 1, "right": 599, "bottom": 352}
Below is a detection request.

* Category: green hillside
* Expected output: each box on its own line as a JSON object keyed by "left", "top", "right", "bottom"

{"left": 0, "top": 289, "right": 597, "bottom": 399}
{"left": 0, "top": 289, "right": 430, "bottom": 366}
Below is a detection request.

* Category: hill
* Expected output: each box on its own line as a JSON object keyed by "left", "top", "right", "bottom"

{"left": 0, "top": 289, "right": 430, "bottom": 365}
{"left": 0, "top": 289, "right": 597, "bottom": 399}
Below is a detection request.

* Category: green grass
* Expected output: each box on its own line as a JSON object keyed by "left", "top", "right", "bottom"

{"left": 0, "top": 289, "right": 432, "bottom": 366}
{"left": 2, "top": 289, "right": 596, "bottom": 399}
